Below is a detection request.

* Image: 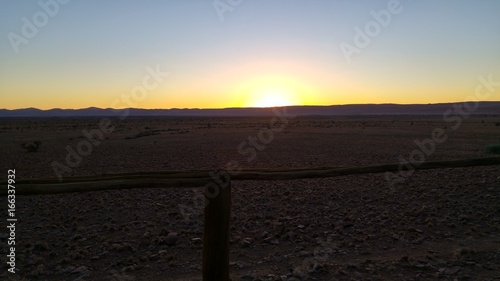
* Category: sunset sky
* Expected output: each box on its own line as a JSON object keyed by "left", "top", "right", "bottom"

{"left": 1, "top": 0, "right": 499, "bottom": 110}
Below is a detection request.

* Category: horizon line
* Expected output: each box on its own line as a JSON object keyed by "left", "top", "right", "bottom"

{"left": 2, "top": 101, "right": 499, "bottom": 111}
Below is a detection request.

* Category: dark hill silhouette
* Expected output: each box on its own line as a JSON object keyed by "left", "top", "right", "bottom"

{"left": 0, "top": 102, "right": 499, "bottom": 117}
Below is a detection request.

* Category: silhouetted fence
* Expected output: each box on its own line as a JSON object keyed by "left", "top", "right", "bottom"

{"left": 2, "top": 156, "right": 500, "bottom": 280}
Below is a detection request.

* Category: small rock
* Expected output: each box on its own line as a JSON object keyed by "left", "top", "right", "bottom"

{"left": 72, "top": 234, "right": 83, "bottom": 241}
{"left": 298, "top": 251, "right": 312, "bottom": 257}
{"left": 273, "top": 222, "right": 285, "bottom": 237}
{"left": 439, "top": 267, "right": 460, "bottom": 275}
{"left": 159, "top": 228, "right": 169, "bottom": 236}
{"left": 241, "top": 273, "right": 256, "bottom": 280}
{"left": 121, "top": 265, "right": 136, "bottom": 273}
{"left": 411, "top": 238, "right": 424, "bottom": 244}
{"left": 72, "top": 265, "right": 89, "bottom": 274}
{"left": 33, "top": 242, "right": 50, "bottom": 251}
{"left": 240, "top": 238, "right": 251, "bottom": 248}
{"left": 165, "top": 233, "right": 178, "bottom": 246}
{"left": 64, "top": 266, "right": 76, "bottom": 273}
{"left": 265, "top": 238, "right": 280, "bottom": 245}
{"left": 283, "top": 231, "right": 295, "bottom": 241}
{"left": 111, "top": 243, "right": 129, "bottom": 251}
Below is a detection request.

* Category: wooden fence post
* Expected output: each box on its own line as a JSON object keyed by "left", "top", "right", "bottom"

{"left": 202, "top": 173, "right": 231, "bottom": 281}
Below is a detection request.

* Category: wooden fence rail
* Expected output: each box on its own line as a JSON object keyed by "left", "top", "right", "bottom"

{"left": 2, "top": 156, "right": 500, "bottom": 280}
{"left": 3, "top": 157, "right": 500, "bottom": 195}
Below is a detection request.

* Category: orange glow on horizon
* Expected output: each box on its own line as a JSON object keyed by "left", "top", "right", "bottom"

{"left": 236, "top": 75, "right": 315, "bottom": 108}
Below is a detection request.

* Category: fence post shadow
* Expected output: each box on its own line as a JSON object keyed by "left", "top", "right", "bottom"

{"left": 202, "top": 173, "right": 231, "bottom": 281}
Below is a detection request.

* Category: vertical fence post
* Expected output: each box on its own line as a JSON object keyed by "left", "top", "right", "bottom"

{"left": 203, "top": 173, "right": 231, "bottom": 281}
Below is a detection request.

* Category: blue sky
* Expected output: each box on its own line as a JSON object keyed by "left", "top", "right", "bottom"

{"left": 1, "top": 0, "right": 499, "bottom": 109}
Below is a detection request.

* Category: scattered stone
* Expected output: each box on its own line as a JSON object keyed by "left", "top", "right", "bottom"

{"left": 71, "top": 266, "right": 89, "bottom": 274}
{"left": 159, "top": 228, "right": 169, "bottom": 236}
{"left": 191, "top": 237, "right": 202, "bottom": 244}
{"left": 240, "top": 273, "right": 256, "bottom": 280}
{"left": 283, "top": 231, "right": 295, "bottom": 241}
{"left": 240, "top": 238, "right": 252, "bottom": 248}
{"left": 33, "top": 242, "right": 50, "bottom": 251}
{"left": 438, "top": 267, "right": 460, "bottom": 276}
{"left": 165, "top": 232, "right": 178, "bottom": 246}
{"left": 264, "top": 237, "right": 280, "bottom": 245}
{"left": 298, "top": 251, "right": 312, "bottom": 257}
{"left": 71, "top": 234, "right": 83, "bottom": 241}
{"left": 411, "top": 237, "right": 424, "bottom": 244}
{"left": 121, "top": 265, "right": 136, "bottom": 273}
{"left": 111, "top": 243, "right": 130, "bottom": 251}
{"left": 273, "top": 222, "right": 285, "bottom": 237}
{"left": 149, "top": 254, "right": 159, "bottom": 261}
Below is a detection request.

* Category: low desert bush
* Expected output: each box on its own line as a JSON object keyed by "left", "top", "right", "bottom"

{"left": 486, "top": 144, "right": 500, "bottom": 154}
{"left": 21, "top": 140, "right": 41, "bottom": 152}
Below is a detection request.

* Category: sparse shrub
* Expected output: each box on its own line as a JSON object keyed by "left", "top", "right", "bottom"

{"left": 21, "top": 141, "right": 41, "bottom": 152}
{"left": 125, "top": 129, "right": 161, "bottom": 139}
{"left": 486, "top": 144, "right": 500, "bottom": 154}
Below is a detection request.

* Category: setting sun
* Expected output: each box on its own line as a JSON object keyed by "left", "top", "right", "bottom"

{"left": 253, "top": 95, "right": 291, "bottom": 108}
{"left": 251, "top": 88, "right": 296, "bottom": 108}
{"left": 238, "top": 75, "right": 310, "bottom": 108}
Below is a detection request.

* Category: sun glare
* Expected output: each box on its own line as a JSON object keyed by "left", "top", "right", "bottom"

{"left": 240, "top": 76, "right": 307, "bottom": 108}
{"left": 251, "top": 88, "right": 295, "bottom": 108}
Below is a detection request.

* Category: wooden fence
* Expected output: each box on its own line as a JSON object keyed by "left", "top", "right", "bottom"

{"left": 2, "top": 156, "right": 500, "bottom": 280}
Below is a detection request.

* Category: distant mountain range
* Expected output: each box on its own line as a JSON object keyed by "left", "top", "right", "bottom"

{"left": 1, "top": 102, "right": 499, "bottom": 117}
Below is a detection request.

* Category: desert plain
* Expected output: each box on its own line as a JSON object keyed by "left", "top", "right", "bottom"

{"left": 0, "top": 114, "right": 499, "bottom": 280}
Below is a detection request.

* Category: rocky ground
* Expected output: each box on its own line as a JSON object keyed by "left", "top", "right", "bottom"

{"left": 0, "top": 115, "right": 499, "bottom": 280}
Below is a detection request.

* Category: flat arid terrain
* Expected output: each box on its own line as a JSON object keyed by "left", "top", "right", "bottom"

{"left": 1, "top": 114, "right": 499, "bottom": 280}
